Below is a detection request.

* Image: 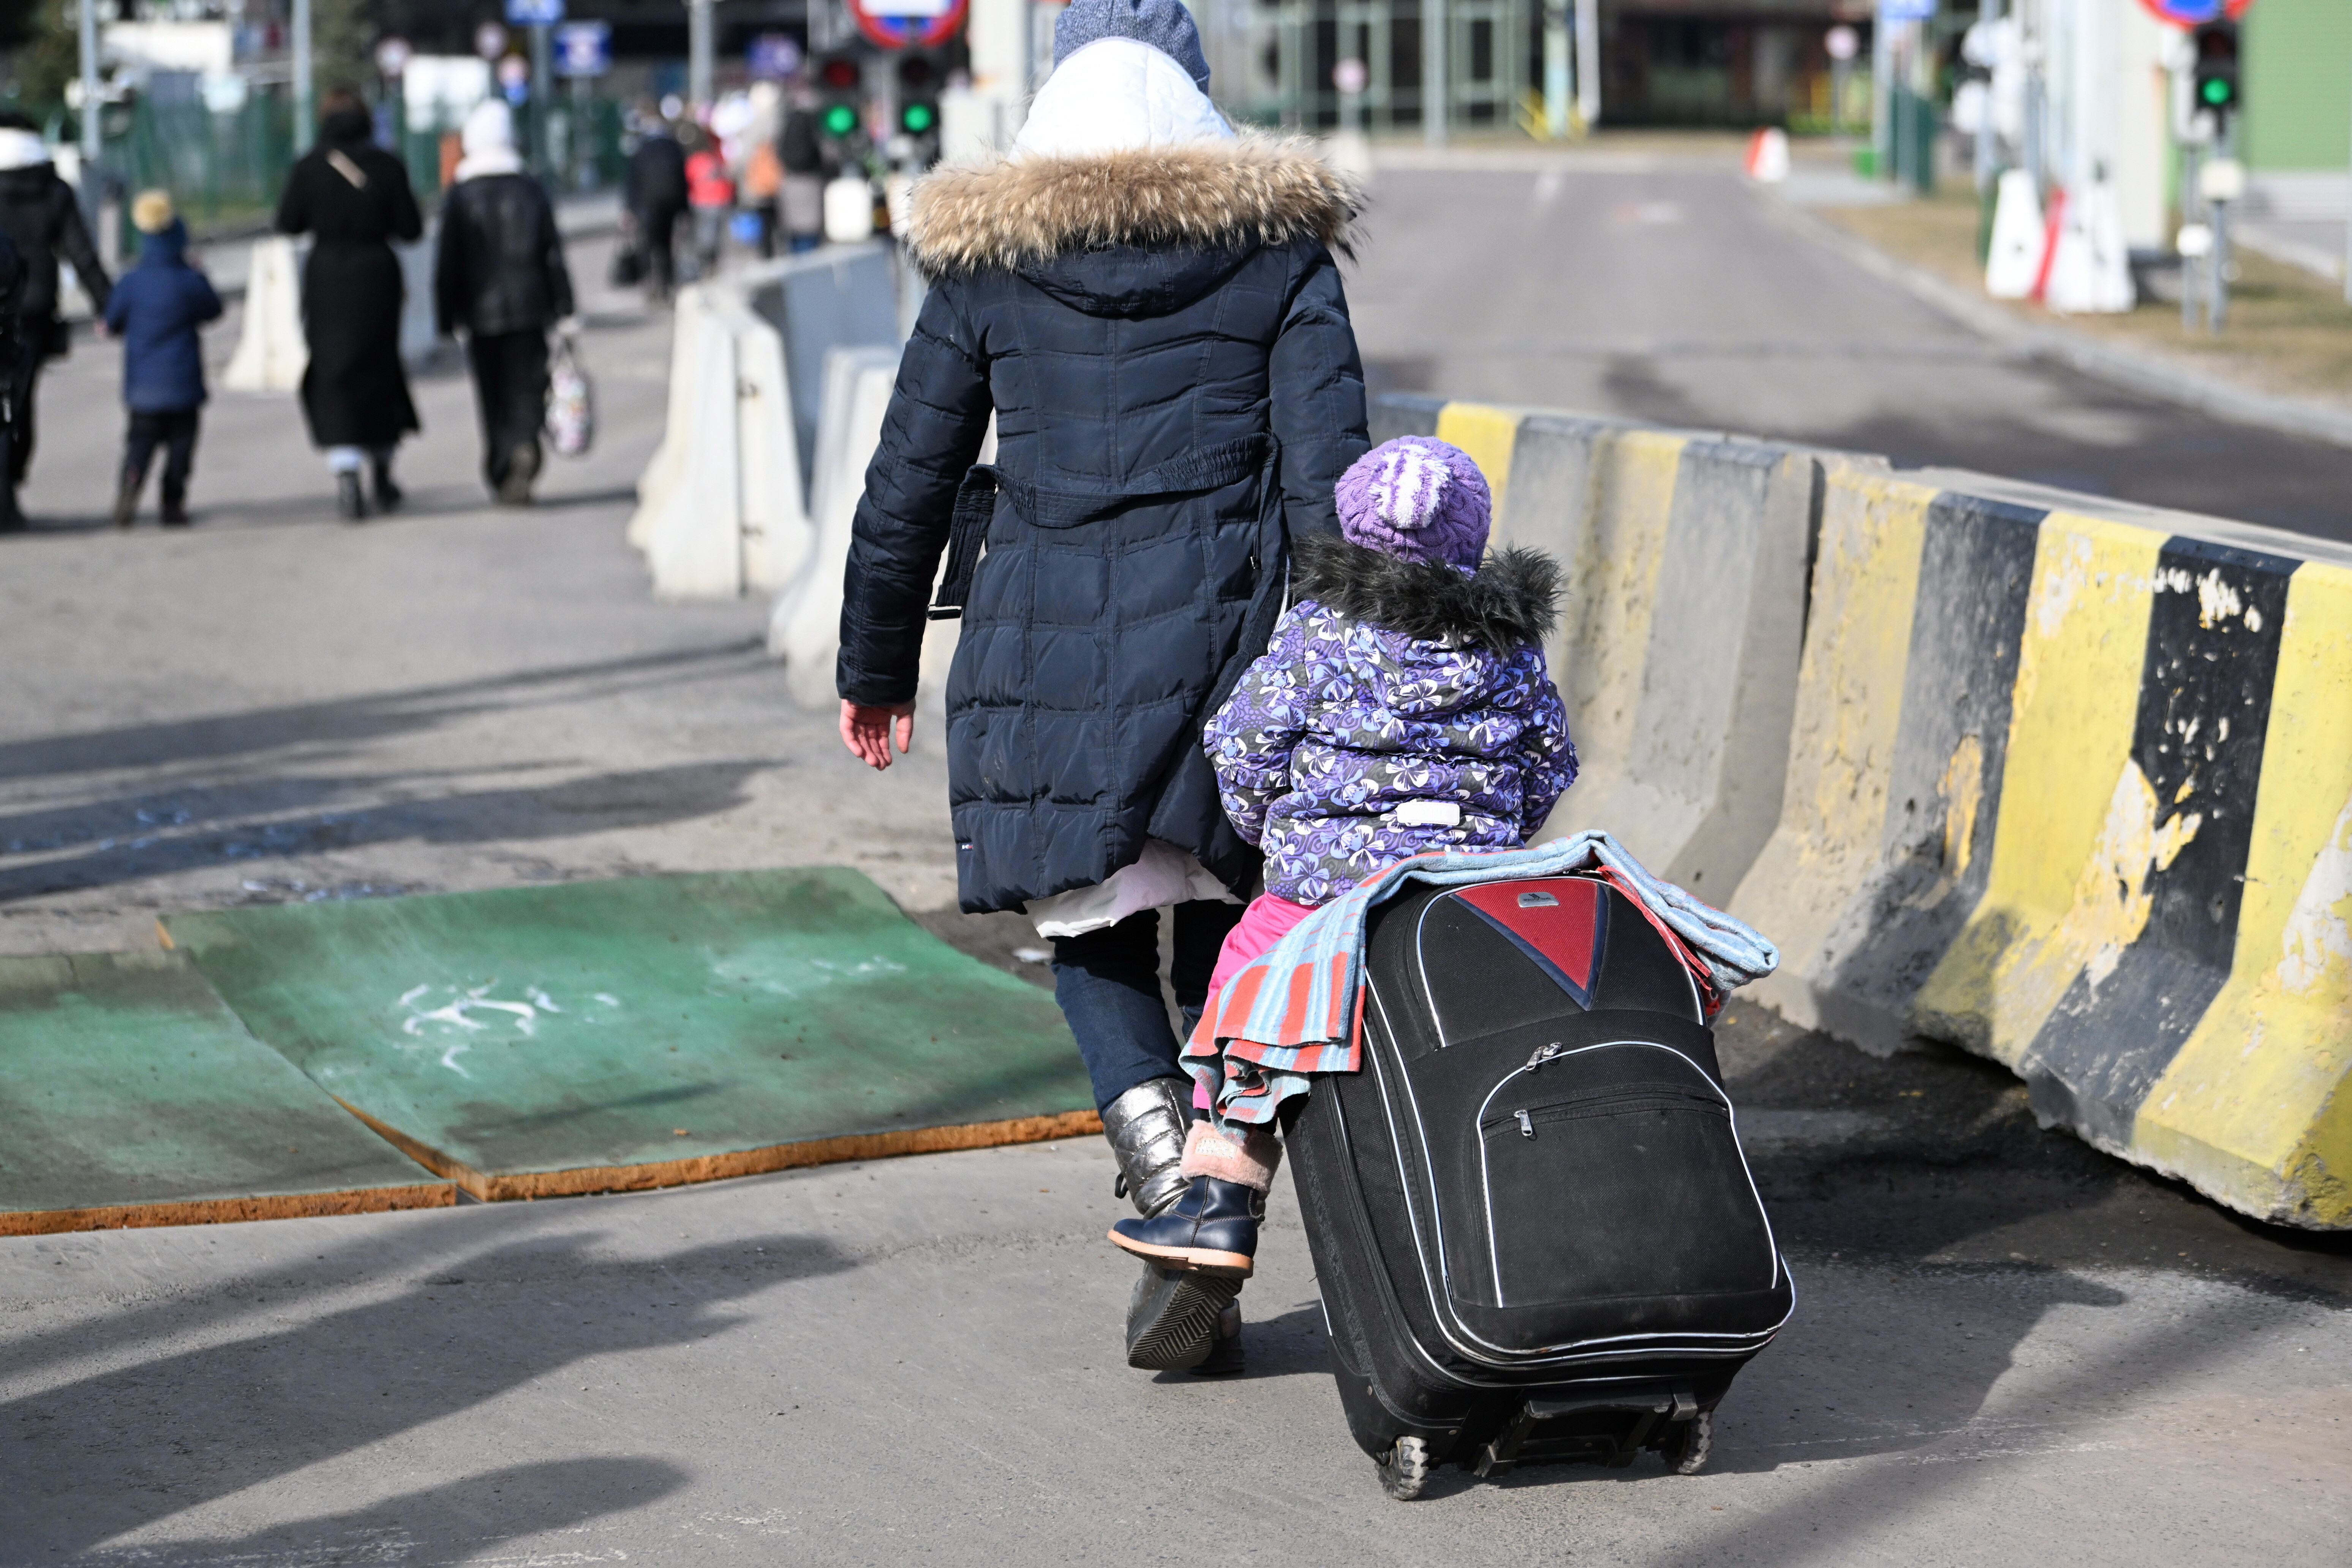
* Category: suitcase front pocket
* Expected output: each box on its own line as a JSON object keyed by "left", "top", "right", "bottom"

{"left": 1473, "top": 1068, "right": 1777, "bottom": 1310}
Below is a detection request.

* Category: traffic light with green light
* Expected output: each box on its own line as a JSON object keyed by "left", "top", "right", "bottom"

{"left": 817, "top": 54, "right": 863, "bottom": 141}
{"left": 2192, "top": 21, "right": 2239, "bottom": 119}
{"left": 896, "top": 52, "right": 940, "bottom": 139}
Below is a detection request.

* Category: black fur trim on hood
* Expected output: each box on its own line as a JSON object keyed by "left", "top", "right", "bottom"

{"left": 1291, "top": 533, "right": 1562, "bottom": 648}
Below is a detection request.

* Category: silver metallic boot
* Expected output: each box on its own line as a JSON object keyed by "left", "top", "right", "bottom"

{"left": 1100, "top": 1077, "right": 1192, "bottom": 1218}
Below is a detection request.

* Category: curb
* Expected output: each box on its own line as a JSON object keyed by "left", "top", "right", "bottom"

{"left": 1770, "top": 194, "right": 2352, "bottom": 454}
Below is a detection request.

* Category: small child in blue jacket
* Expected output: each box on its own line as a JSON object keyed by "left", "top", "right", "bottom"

{"left": 104, "top": 191, "right": 222, "bottom": 526}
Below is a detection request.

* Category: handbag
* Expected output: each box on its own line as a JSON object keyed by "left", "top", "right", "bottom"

{"left": 545, "top": 332, "right": 594, "bottom": 458}
{"left": 607, "top": 229, "right": 647, "bottom": 288}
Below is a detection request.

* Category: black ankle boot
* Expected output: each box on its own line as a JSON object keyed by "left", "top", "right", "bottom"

{"left": 371, "top": 456, "right": 401, "bottom": 512}
{"left": 1108, "top": 1174, "right": 1263, "bottom": 1277}
{"left": 336, "top": 470, "right": 367, "bottom": 522}
{"left": 113, "top": 466, "right": 144, "bottom": 528}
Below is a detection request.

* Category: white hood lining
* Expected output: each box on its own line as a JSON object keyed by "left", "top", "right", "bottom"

{"left": 1013, "top": 38, "right": 1233, "bottom": 160}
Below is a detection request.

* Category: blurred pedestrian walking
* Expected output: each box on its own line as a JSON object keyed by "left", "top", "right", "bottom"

{"left": 434, "top": 101, "right": 577, "bottom": 506}
{"left": 684, "top": 128, "right": 735, "bottom": 279}
{"left": 740, "top": 132, "right": 782, "bottom": 259}
{"left": 0, "top": 111, "right": 108, "bottom": 529}
{"left": 777, "top": 86, "right": 828, "bottom": 254}
{"left": 104, "top": 191, "right": 221, "bottom": 528}
{"left": 275, "top": 85, "right": 423, "bottom": 522}
{"left": 623, "top": 109, "right": 687, "bottom": 300}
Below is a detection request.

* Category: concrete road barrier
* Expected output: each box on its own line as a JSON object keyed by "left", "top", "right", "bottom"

{"left": 631, "top": 245, "right": 899, "bottom": 601}
{"left": 771, "top": 346, "right": 899, "bottom": 707}
{"left": 1369, "top": 392, "right": 2352, "bottom": 1229}
{"left": 637, "top": 288, "right": 748, "bottom": 598}
{"left": 743, "top": 243, "right": 900, "bottom": 505}
{"left": 221, "top": 236, "right": 307, "bottom": 393}
{"left": 1378, "top": 396, "right": 1818, "bottom": 899}
{"left": 1725, "top": 464, "right": 2352, "bottom": 1228}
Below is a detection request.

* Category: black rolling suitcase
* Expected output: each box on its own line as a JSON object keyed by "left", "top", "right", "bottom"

{"left": 1283, "top": 871, "right": 1793, "bottom": 1498}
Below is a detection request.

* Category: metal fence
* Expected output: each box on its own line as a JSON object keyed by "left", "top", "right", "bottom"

{"left": 106, "top": 76, "right": 297, "bottom": 238}
{"left": 95, "top": 76, "right": 624, "bottom": 249}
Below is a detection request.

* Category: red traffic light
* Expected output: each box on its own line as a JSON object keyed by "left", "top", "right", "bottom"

{"left": 818, "top": 55, "right": 861, "bottom": 91}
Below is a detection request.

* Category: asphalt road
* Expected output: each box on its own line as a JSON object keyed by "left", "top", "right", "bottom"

{"left": 1344, "top": 150, "right": 2352, "bottom": 545}
{"left": 6, "top": 1014, "right": 2348, "bottom": 1565}
{"left": 0, "top": 190, "right": 2346, "bottom": 1564}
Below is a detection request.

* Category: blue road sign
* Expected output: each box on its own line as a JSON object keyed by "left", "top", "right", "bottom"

{"left": 506, "top": 0, "right": 565, "bottom": 26}
{"left": 554, "top": 20, "right": 612, "bottom": 77}
{"left": 1878, "top": 0, "right": 1937, "bottom": 19}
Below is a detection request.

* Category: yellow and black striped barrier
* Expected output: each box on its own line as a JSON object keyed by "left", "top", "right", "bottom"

{"left": 1376, "top": 393, "right": 2352, "bottom": 1230}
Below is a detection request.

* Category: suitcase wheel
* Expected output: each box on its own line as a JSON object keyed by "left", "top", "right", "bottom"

{"left": 1375, "top": 1435, "right": 1433, "bottom": 1500}
{"left": 1659, "top": 1410, "right": 1713, "bottom": 1475}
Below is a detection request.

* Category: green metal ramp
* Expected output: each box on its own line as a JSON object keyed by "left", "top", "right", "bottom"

{"left": 0, "top": 951, "right": 451, "bottom": 1234}
{"left": 161, "top": 869, "right": 1093, "bottom": 1200}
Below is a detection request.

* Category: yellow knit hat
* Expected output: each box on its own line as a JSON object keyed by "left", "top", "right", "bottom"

{"left": 131, "top": 189, "right": 174, "bottom": 234}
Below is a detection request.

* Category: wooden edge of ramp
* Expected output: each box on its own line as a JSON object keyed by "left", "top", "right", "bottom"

{"left": 0, "top": 1183, "right": 456, "bottom": 1236}
{"left": 334, "top": 1099, "right": 1107, "bottom": 1203}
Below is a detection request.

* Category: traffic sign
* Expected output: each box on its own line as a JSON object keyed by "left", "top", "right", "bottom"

{"left": 1878, "top": 0, "right": 1936, "bottom": 21}
{"left": 554, "top": 21, "right": 610, "bottom": 77}
{"left": 749, "top": 33, "right": 805, "bottom": 80}
{"left": 506, "top": 0, "right": 564, "bottom": 25}
{"left": 2136, "top": 1, "right": 2255, "bottom": 23}
{"left": 849, "top": 0, "right": 969, "bottom": 51}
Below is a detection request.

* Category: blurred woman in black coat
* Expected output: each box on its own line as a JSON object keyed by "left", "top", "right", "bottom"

{"left": 275, "top": 86, "right": 422, "bottom": 520}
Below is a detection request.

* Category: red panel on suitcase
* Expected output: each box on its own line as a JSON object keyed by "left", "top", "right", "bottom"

{"left": 1450, "top": 877, "right": 1604, "bottom": 993}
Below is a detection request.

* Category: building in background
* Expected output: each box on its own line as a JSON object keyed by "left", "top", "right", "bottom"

{"left": 2237, "top": 0, "right": 2352, "bottom": 280}
{"left": 1201, "top": 0, "right": 1874, "bottom": 133}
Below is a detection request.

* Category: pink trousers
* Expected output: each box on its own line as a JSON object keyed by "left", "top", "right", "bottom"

{"left": 1192, "top": 892, "right": 1320, "bottom": 1109}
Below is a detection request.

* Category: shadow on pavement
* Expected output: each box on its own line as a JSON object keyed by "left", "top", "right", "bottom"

{"left": 67, "top": 1456, "right": 692, "bottom": 1566}
{"left": 1, "top": 1228, "right": 853, "bottom": 1558}
{"left": 0, "top": 760, "right": 768, "bottom": 902}
{"left": 0, "top": 642, "right": 762, "bottom": 785}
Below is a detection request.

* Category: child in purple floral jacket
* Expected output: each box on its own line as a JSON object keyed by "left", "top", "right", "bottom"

{"left": 1106, "top": 435, "right": 1577, "bottom": 1286}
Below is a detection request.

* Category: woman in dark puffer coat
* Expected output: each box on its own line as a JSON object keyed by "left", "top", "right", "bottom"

{"left": 834, "top": 0, "right": 1368, "bottom": 1369}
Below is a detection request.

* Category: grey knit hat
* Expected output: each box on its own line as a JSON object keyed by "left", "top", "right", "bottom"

{"left": 1052, "top": 0, "right": 1211, "bottom": 93}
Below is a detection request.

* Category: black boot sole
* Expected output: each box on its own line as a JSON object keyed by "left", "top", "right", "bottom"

{"left": 1125, "top": 1264, "right": 1241, "bottom": 1372}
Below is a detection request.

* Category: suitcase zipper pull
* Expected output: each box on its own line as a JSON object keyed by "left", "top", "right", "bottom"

{"left": 1516, "top": 1109, "right": 1535, "bottom": 1139}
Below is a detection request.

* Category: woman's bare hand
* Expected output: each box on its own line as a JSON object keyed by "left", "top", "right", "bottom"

{"left": 839, "top": 700, "right": 917, "bottom": 770}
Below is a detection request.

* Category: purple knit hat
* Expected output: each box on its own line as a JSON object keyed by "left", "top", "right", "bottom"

{"left": 1334, "top": 436, "right": 1492, "bottom": 569}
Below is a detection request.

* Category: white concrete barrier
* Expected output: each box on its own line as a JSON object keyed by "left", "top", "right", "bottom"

{"left": 771, "top": 346, "right": 899, "bottom": 706}
{"left": 640, "top": 295, "right": 748, "bottom": 599}
{"left": 221, "top": 236, "right": 307, "bottom": 392}
{"left": 625, "top": 286, "right": 708, "bottom": 552}
{"left": 631, "top": 245, "right": 898, "bottom": 600}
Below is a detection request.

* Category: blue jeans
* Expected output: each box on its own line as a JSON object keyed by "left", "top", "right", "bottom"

{"left": 1053, "top": 900, "right": 1244, "bottom": 1110}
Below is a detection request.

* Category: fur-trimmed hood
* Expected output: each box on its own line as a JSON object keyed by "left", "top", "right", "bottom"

{"left": 1293, "top": 533, "right": 1562, "bottom": 649}
{"left": 906, "top": 136, "right": 1357, "bottom": 280}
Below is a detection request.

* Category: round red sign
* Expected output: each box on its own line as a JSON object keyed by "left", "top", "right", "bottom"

{"left": 2134, "top": 0, "right": 2255, "bottom": 23}
{"left": 850, "top": 0, "right": 968, "bottom": 50}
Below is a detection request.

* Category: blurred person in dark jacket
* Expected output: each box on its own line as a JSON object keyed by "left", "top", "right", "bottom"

{"left": 103, "top": 190, "right": 223, "bottom": 527}
{"left": 623, "top": 107, "right": 688, "bottom": 300}
{"left": 434, "top": 100, "right": 576, "bottom": 505}
{"left": 0, "top": 111, "right": 109, "bottom": 525}
{"left": 777, "top": 85, "right": 828, "bottom": 254}
{"left": 275, "top": 85, "right": 423, "bottom": 522}
{"left": 0, "top": 228, "right": 25, "bottom": 532}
